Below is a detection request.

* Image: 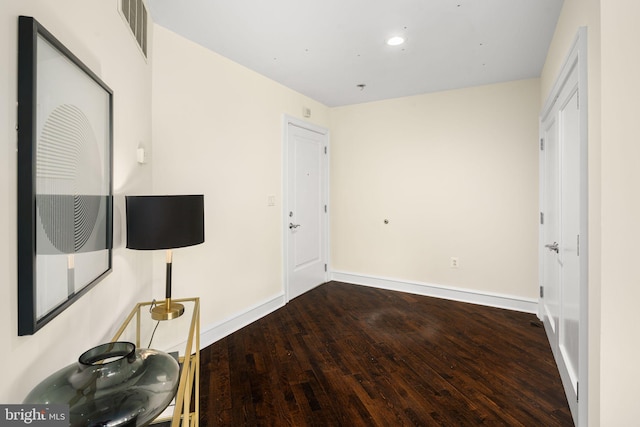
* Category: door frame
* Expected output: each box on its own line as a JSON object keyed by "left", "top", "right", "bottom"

{"left": 538, "top": 27, "right": 588, "bottom": 427}
{"left": 282, "top": 115, "right": 330, "bottom": 303}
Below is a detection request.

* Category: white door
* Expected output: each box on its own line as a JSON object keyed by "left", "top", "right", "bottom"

{"left": 559, "top": 88, "right": 581, "bottom": 396}
{"left": 541, "top": 85, "right": 580, "bottom": 411}
{"left": 284, "top": 117, "right": 328, "bottom": 301}
{"left": 541, "top": 117, "right": 560, "bottom": 346}
{"left": 539, "top": 29, "right": 587, "bottom": 426}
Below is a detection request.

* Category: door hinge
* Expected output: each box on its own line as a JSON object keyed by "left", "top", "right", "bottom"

{"left": 576, "top": 382, "right": 579, "bottom": 402}
{"left": 324, "top": 205, "right": 327, "bottom": 213}
{"left": 577, "top": 234, "right": 580, "bottom": 256}
{"left": 540, "top": 138, "right": 545, "bottom": 151}
{"left": 540, "top": 212, "right": 544, "bottom": 225}
{"left": 324, "top": 146, "right": 327, "bottom": 154}
{"left": 324, "top": 264, "right": 327, "bottom": 272}
{"left": 540, "top": 286, "right": 544, "bottom": 298}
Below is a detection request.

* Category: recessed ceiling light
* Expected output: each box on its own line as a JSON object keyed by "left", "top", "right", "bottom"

{"left": 386, "top": 36, "right": 405, "bottom": 46}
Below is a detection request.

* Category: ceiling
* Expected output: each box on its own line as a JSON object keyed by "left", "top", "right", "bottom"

{"left": 148, "top": 0, "right": 564, "bottom": 107}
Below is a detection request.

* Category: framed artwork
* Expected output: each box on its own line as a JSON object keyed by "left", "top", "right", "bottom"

{"left": 17, "top": 16, "right": 113, "bottom": 335}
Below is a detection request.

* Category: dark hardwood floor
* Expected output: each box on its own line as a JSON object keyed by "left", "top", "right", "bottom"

{"left": 200, "top": 281, "right": 573, "bottom": 426}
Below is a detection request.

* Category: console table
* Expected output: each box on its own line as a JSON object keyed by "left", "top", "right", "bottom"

{"left": 111, "top": 297, "right": 200, "bottom": 426}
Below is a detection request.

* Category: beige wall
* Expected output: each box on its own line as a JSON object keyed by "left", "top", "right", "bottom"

{"left": 542, "top": 0, "right": 640, "bottom": 424}
{"left": 599, "top": 0, "right": 640, "bottom": 425}
{"left": 0, "top": 0, "right": 154, "bottom": 401}
{"left": 330, "top": 79, "right": 540, "bottom": 299}
{"left": 150, "top": 26, "right": 330, "bottom": 332}
{"left": 6, "top": 2, "right": 639, "bottom": 423}
{"left": 540, "top": 0, "right": 602, "bottom": 424}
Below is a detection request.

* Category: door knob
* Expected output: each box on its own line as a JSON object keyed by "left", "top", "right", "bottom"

{"left": 289, "top": 223, "right": 301, "bottom": 229}
{"left": 545, "top": 242, "right": 559, "bottom": 253}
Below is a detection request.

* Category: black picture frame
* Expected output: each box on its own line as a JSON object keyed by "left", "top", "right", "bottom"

{"left": 17, "top": 16, "right": 114, "bottom": 335}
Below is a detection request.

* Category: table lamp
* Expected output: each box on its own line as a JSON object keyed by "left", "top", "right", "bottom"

{"left": 126, "top": 195, "right": 204, "bottom": 320}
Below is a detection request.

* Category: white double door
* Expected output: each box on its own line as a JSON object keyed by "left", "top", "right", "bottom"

{"left": 540, "top": 32, "right": 587, "bottom": 426}
{"left": 284, "top": 117, "right": 329, "bottom": 301}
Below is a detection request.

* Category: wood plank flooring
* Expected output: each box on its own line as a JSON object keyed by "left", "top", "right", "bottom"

{"left": 200, "top": 281, "right": 573, "bottom": 426}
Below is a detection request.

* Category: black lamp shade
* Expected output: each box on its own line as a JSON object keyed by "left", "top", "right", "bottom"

{"left": 126, "top": 195, "right": 204, "bottom": 250}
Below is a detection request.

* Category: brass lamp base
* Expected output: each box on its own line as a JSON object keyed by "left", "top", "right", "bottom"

{"left": 151, "top": 301, "right": 185, "bottom": 321}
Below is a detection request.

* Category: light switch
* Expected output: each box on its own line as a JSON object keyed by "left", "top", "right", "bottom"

{"left": 136, "top": 147, "right": 146, "bottom": 164}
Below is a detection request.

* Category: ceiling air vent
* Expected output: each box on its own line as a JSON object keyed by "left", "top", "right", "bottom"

{"left": 119, "top": 0, "right": 148, "bottom": 58}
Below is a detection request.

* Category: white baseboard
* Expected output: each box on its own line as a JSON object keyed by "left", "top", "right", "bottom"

{"left": 197, "top": 274, "right": 537, "bottom": 350}
{"left": 331, "top": 271, "right": 538, "bottom": 314}
{"left": 199, "top": 293, "right": 286, "bottom": 349}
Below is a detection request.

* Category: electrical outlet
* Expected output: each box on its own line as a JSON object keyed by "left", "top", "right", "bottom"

{"left": 450, "top": 257, "right": 459, "bottom": 269}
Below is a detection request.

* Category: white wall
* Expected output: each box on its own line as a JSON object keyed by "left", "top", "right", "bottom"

{"left": 150, "top": 26, "right": 330, "bottom": 335}
{"left": 539, "top": 0, "right": 602, "bottom": 423}
{"left": 330, "top": 79, "right": 540, "bottom": 300}
{"left": 0, "top": 0, "right": 154, "bottom": 402}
